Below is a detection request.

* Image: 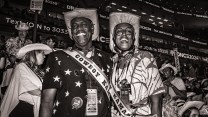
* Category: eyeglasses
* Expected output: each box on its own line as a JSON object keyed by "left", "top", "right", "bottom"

{"left": 115, "top": 28, "right": 134, "bottom": 36}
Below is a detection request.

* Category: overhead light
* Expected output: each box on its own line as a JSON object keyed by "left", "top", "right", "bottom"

{"left": 122, "top": 6, "right": 127, "bottom": 9}
{"left": 132, "top": 9, "right": 137, "bottom": 12}
{"left": 164, "top": 19, "right": 168, "bottom": 22}
{"left": 141, "top": 12, "right": 146, "bottom": 15}
{"left": 152, "top": 22, "right": 156, "bottom": 25}
{"left": 168, "top": 24, "right": 172, "bottom": 27}
{"left": 149, "top": 18, "right": 154, "bottom": 21}
{"left": 158, "top": 22, "right": 163, "bottom": 24}
{"left": 106, "top": 6, "right": 111, "bottom": 8}
{"left": 117, "top": 9, "right": 122, "bottom": 11}
{"left": 150, "top": 15, "right": 155, "bottom": 18}
{"left": 157, "top": 17, "right": 161, "bottom": 20}
{"left": 111, "top": 2, "right": 116, "bottom": 5}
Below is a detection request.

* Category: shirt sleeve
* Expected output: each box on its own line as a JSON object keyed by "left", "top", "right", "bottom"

{"left": 42, "top": 52, "right": 62, "bottom": 89}
{"left": 174, "top": 78, "right": 186, "bottom": 91}
{"left": 144, "top": 52, "right": 165, "bottom": 96}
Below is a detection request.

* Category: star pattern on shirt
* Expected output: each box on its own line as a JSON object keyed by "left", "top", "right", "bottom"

{"left": 98, "top": 53, "right": 102, "bottom": 57}
{"left": 65, "top": 69, "right": 72, "bottom": 75}
{"left": 55, "top": 57, "right": 58, "bottom": 61}
{"left": 101, "top": 68, "right": 105, "bottom": 72}
{"left": 65, "top": 90, "right": 69, "bottom": 97}
{"left": 58, "top": 61, "right": 61, "bottom": 65}
{"left": 56, "top": 100, "right": 60, "bottom": 106}
{"left": 107, "top": 69, "right": 109, "bottom": 73}
{"left": 107, "top": 64, "right": 110, "bottom": 69}
{"left": 53, "top": 76, "right": 60, "bottom": 82}
{"left": 46, "top": 67, "right": 50, "bottom": 72}
{"left": 75, "top": 81, "right": 82, "bottom": 87}
{"left": 80, "top": 68, "right": 85, "bottom": 73}
{"left": 53, "top": 109, "right": 57, "bottom": 114}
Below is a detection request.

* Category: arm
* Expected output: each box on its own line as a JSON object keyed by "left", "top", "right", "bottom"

{"left": 27, "top": 89, "right": 41, "bottom": 96}
{"left": 0, "top": 57, "right": 6, "bottom": 69}
{"left": 171, "top": 84, "right": 186, "bottom": 99}
{"left": 164, "top": 80, "right": 187, "bottom": 99}
{"left": 150, "top": 93, "right": 163, "bottom": 117}
{"left": 39, "top": 88, "right": 57, "bottom": 117}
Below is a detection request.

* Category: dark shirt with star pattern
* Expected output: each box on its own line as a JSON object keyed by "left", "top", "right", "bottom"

{"left": 42, "top": 48, "right": 112, "bottom": 117}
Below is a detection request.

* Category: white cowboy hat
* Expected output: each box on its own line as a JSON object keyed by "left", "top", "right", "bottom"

{"left": 178, "top": 101, "right": 204, "bottom": 116}
{"left": 109, "top": 12, "right": 141, "bottom": 53}
{"left": 201, "top": 79, "right": 208, "bottom": 86}
{"left": 15, "top": 22, "right": 29, "bottom": 31}
{"left": 159, "top": 63, "right": 178, "bottom": 75}
{"left": 63, "top": 8, "right": 99, "bottom": 41}
{"left": 16, "top": 43, "right": 53, "bottom": 59}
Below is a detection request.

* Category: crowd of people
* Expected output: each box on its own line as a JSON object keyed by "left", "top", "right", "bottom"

{"left": 0, "top": 8, "right": 208, "bottom": 117}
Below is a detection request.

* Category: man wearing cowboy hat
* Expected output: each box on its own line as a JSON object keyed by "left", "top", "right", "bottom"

{"left": 40, "top": 8, "right": 112, "bottom": 117}
{"left": 6, "top": 22, "right": 32, "bottom": 56}
{"left": 2, "top": 22, "right": 33, "bottom": 98}
{"left": 159, "top": 62, "right": 187, "bottom": 116}
{"left": 159, "top": 62, "right": 187, "bottom": 100}
{"left": 109, "top": 12, "right": 165, "bottom": 117}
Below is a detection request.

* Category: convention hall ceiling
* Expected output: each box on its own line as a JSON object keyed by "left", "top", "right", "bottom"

{"left": 8, "top": 0, "right": 208, "bottom": 41}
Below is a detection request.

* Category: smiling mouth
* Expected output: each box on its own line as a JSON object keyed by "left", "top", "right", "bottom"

{"left": 76, "top": 33, "right": 86, "bottom": 36}
{"left": 120, "top": 38, "right": 128, "bottom": 42}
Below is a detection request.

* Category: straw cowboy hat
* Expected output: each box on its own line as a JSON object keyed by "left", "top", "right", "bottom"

{"left": 159, "top": 63, "right": 178, "bottom": 75}
{"left": 63, "top": 8, "right": 99, "bottom": 41}
{"left": 16, "top": 43, "right": 53, "bottom": 59}
{"left": 15, "top": 22, "right": 29, "bottom": 31}
{"left": 178, "top": 101, "right": 204, "bottom": 116}
{"left": 109, "top": 12, "right": 141, "bottom": 53}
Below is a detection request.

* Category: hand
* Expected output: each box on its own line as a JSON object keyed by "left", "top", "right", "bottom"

{"left": 163, "top": 81, "right": 172, "bottom": 87}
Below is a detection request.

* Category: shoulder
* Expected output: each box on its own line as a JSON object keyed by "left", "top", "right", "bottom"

{"left": 14, "top": 63, "right": 28, "bottom": 71}
{"left": 94, "top": 48, "right": 113, "bottom": 58}
{"left": 134, "top": 49, "right": 154, "bottom": 60}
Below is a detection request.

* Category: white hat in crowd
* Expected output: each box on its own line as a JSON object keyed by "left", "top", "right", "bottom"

{"left": 63, "top": 8, "right": 99, "bottom": 41}
{"left": 109, "top": 12, "right": 141, "bottom": 53}
{"left": 15, "top": 22, "right": 30, "bottom": 31}
{"left": 16, "top": 43, "right": 53, "bottom": 59}
{"left": 159, "top": 63, "right": 178, "bottom": 75}
{"left": 178, "top": 101, "right": 204, "bottom": 116}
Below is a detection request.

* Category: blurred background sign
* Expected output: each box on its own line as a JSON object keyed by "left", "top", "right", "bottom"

{"left": 30, "top": 0, "right": 44, "bottom": 11}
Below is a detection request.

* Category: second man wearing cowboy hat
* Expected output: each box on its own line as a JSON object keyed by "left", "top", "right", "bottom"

{"left": 39, "top": 8, "right": 112, "bottom": 117}
{"left": 109, "top": 12, "right": 165, "bottom": 117}
{"left": 159, "top": 62, "right": 187, "bottom": 116}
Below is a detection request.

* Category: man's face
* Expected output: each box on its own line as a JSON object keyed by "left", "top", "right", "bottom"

{"left": 114, "top": 23, "right": 134, "bottom": 51}
{"left": 189, "top": 108, "right": 199, "bottom": 117}
{"left": 18, "top": 30, "right": 27, "bottom": 39}
{"left": 162, "top": 67, "right": 172, "bottom": 79}
{"left": 71, "top": 17, "right": 93, "bottom": 47}
{"left": 46, "top": 39, "right": 55, "bottom": 48}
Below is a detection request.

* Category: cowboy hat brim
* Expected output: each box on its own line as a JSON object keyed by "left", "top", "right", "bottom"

{"left": 159, "top": 63, "right": 178, "bottom": 75}
{"left": 178, "top": 101, "right": 204, "bottom": 116}
{"left": 15, "top": 23, "right": 29, "bottom": 31}
{"left": 109, "top": 12, "right": 141, "bottom": 53}
{"left": 16, "top": 43, "right": 53, "bottom": 59}
{"left": 63, "top": 8, "right": 99, "bottom": 41}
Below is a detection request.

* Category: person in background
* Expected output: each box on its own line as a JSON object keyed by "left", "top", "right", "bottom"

{"left": 1, "top": 22, "right": 33, "bottom": 96}
{"left": 109, "top": 12, "right": 165, "bottom": 117}
{"left": 159, "top": 62, "right": 187, "bottom": 116}
{"left": 0, "top": 36, "right": 6, "bottom": 99}
{"left": 0, "top": 43, "right": 52, "bottom": 117}
{"left": 6, "top": 22, "right": 32, "bottom": 56}
{"left": 58, "top": 40, "right": 70, "bottom": 49}
{"left": 45, "top": 36, "right": 58, "bottom": 50}
{"left": 39, "top": 8, "right": 112, "bottom": 117}
{"left": 178, "top": 101, "right": 204, "bottom": 117}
